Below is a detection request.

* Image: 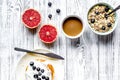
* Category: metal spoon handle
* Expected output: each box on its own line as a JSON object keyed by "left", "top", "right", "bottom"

{"left": 108, "top": 5, "right": 120, "bottom": 15}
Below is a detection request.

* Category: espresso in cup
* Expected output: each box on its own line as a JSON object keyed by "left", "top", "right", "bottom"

{"left": 62, "top": 16, "right": 84, "bottom": 39}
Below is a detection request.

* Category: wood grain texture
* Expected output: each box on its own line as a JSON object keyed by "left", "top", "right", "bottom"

{"left": 0, "top": 0, "right": 120, "bottom": 80}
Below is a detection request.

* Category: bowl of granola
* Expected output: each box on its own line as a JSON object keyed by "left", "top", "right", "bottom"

{"left": 87, "top": 3, "right": 117, "bottom": 35}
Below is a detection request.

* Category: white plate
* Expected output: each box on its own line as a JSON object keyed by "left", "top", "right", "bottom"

{"left": 15, "top": 49, "right": 64, "bottom": 80}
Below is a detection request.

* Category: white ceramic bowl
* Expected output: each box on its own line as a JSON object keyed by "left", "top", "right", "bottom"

{"left": 62, "top": 15, "right": 85, "bottom": 39}
{"left": 87, "top": 2, "right": 118, "bottom": 35}
{"left": 14, "top": 48, "right": 64, "bottom": 80}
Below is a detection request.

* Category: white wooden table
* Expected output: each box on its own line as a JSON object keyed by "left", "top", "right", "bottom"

{"left": 0, "top": 0, "right": 120, "bottom": 80}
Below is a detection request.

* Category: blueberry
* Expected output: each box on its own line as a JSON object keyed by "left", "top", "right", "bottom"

{"left": 32, "top": 66, "right": 36, "bottom": 70}
{"left": 33, "top": 74, "right": 38, "bottom": 78}
{"left": 107, "top": 23, "right": 112, "bottom": 27}
{"left": 38, "top": 72, "right": 42, "bottom": 76}
{"left": 56, "top": 9, "right": 61, "bottom": 14}
{"left": 36, "top": 67, "right": 40, "bottom": 71}
{"left": 42, "top": 75, "right": 46, "bottom": 79}
{"left": 104, "top": 14, "right": 108, "bottom": 19}
{"left": 48, "top": 2, "right": 52, "bottom": 7}
{"left": 95, "top": 11, "right": 100, "bottom": 15}
{"left": 46, "top": 77, "right": 49, "bottom": 80}
{"left": 48, "top": 14, "right": 52, "bottom": 19}
{"left": 41, "top": 69, "right": 44, "bottom": 73}
{"left": 37, "top": 78, "right": 41, "bottom": 80}
{"left": 102, "top": 26, "right": 106, "bottom": 30}
{"left": 105, "top": 6, "right": 109, "bottom": 12}
{"left": 91, "top": 19, "right": 95, "bottom": 23}
{"left": 30, "top": 61, "right": 34, "bottom": 66}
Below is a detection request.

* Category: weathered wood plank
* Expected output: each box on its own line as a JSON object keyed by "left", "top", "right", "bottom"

{"left": 0, "top": 0, "right": 14, "bottom": 80}
{"left": 0, "top": 0, "right": 120, "bottom": 80}
{"left": 98, "top": 0, "right": 120, "bottom": 80}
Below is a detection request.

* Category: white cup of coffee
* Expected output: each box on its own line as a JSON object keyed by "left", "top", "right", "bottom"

{"left": 62, "top": 15, "right": 84, "bottom": 39}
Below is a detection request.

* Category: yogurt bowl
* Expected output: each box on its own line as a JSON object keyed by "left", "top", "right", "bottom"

{"left": 87, "top": 2, "right": 118, "bottom": 35}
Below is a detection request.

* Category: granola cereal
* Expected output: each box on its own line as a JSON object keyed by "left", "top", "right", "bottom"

{"left": 88, "top": 4, "right": 115, "bottom": 33}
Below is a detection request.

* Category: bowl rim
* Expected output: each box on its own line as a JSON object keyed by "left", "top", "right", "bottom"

{"left": 61, "top": 15, "right": 85, "bottom": 39}
{"left": 87, "top": 2, "right": 118, "bottom": 35}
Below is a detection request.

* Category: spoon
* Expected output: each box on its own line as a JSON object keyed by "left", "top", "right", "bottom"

{"left": 14, "top": 47, "right": 64, "bottom": 60}
{"left": 105, "top": 5, "right": 120, "bottom": 19}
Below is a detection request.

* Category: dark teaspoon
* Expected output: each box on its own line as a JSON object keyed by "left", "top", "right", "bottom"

{"left": 105, "top": 5, "right": 120, "bottom": 19}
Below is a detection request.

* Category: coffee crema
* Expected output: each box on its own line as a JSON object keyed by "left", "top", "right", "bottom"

{"left": 63, "top": 17, "right": 83, "bottom": 36}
